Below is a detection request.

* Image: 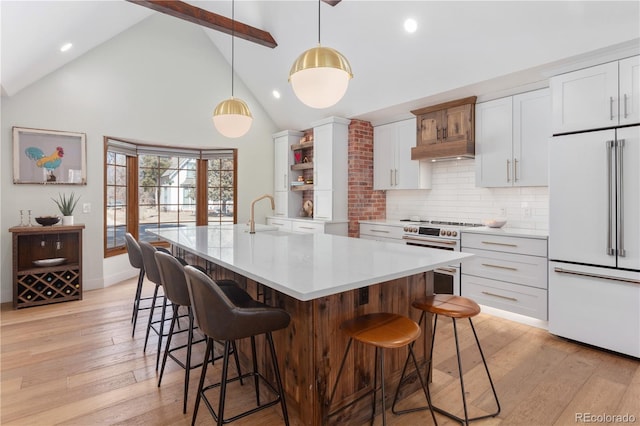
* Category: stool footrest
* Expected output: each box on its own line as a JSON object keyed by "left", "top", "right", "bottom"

{"left": 432, "top": 404, "right": 500, "bottom": 424}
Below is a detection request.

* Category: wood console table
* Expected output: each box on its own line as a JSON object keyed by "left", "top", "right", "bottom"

{"left": 9, "top": 224, "right": 84, "bottom": 309}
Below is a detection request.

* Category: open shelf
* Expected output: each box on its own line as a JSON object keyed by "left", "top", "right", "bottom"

{"left": 290, "top": 140, "right": 314, "bottom": 151}
{"left": 290, "top": 184, "right": 314, "bottom": 191}
{"left": 291, "top": 162, "right": 314, "bottom": 171}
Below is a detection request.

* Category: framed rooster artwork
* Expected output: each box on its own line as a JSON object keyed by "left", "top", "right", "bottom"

{"left": 13, "top": 126, "right": 87, "bottom": 185}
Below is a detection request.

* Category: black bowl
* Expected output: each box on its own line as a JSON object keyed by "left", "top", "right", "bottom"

{"left": 35, "top": 216, "right": 60, "bottom": 226}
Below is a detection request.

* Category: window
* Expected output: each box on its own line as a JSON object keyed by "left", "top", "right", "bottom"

{"left": 104, "top": 138, "right": 236, "bottom": 256}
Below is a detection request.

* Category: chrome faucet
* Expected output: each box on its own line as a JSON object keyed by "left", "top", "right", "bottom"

{"left": 249, "top": 194, "right": 275, "bottom": 234}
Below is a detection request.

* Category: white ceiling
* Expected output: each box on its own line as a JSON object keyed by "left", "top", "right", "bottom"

{"left": 2, "top": 1, "right": 639, "bottom": 130}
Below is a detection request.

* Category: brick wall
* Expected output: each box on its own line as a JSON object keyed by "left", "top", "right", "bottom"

{"left": 347, "top": 120, "right": 386, "bottom": 237}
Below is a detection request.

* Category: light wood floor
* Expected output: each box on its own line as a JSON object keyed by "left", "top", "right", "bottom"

{"left": 1, "top": 278, "right": 638, "bottom": 425}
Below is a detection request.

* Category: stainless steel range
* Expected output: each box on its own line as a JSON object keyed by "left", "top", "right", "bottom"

{"left": 402, "top": 220, "right": 483, "bottom": 295}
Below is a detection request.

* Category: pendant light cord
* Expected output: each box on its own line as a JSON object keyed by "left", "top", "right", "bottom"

{"left": 231, "top": 0, "right": 235, "bottom": 97}
{"left": 317, "top": 0, "right": 321, "bottom": 45}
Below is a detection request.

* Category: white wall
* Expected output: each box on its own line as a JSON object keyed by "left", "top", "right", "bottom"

{"left": 386, "top": 160, "right": 549, "bottom": 231}
{"left": 0, "top": 14, "right": 278, "bottom": 302}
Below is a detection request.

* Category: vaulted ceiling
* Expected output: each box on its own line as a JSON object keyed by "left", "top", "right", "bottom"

{"left": 2, "top": 1, "right": 639, "bottom": 130}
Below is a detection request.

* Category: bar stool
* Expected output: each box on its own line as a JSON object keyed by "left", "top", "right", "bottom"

{"left": 394, "top": 294, "right": 500, "bottom": 425}
{"left": 328, "top": 312, "right": 437, "bottom": 426}
{"left": 124, "top": 233, "right": 149, "bottom": 338}
{"left": 184, "top": 265, "right": 291, "bottom": 426}
{"left": 155, "top": 251, "right": 244, "bottom": 413}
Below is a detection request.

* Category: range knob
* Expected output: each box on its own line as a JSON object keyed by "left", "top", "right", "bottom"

{"left": 404, "top": 226, "right": 409, "bottom": 232}
{"left": 446, "top": 230, "right": 452, "bottom": 236}
{"left": 440, "top": 230, "right": 445, "bottom": 236}
{"left": 452, "top": 231, "right": 458, "bottom": 237}
{"left": 412, "top": 227, "right": 418, "bottom": 233}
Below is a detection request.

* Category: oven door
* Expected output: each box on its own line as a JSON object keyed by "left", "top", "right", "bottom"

{"left": 403, "top": 236, "right": 461, "bottom": 295}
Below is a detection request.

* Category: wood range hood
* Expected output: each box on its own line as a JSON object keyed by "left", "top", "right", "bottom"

{"left": 410, "top": 96, "right": 477, "bottom": 161}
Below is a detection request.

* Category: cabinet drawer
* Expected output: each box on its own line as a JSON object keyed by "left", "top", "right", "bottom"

{"left": 292, "top": 221, "right": 324, "bottom": 234}
{"left": 266, "top": 218, "right": 292, "bottom": 231}
{"left": 359, "top": 223, "right": 404, "bottom": 240}
{"left": 461, "top": 275, "right": 547, "bottom": 320}
{"left": 462, "top": 248, "right": 548, "bottom": 289}
{"left": 462, "top": 233, "right": 547, "bottom": 256}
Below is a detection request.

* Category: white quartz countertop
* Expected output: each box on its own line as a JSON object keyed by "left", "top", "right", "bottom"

{"left": 148, "top": 224, "right": 472, "bottom": 301}
{"left": 461, "top": 226, "right": 548, "bottom": 239}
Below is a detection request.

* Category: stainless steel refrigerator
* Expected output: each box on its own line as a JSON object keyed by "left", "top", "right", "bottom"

{"left": 548, "top": 125, "right": 640, "bottom": 357}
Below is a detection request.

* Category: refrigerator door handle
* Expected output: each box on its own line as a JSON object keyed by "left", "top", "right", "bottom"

{"left": 606, "top": 140, "right": 615, "bottom": 256}
{"left": 617, "top": 139, "right": 626, "bottom": 257}
{"left": 554, "top": 267, "right": 640, "bottom": 285}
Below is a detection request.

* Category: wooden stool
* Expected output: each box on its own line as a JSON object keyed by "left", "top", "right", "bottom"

{"left": 328, "top": 313, "right": 437, "bottom": 426}
{"left": 394, "top": 294, "right": 500, "bottom": 425}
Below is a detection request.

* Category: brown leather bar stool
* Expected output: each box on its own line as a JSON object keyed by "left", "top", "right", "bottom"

{"left": 328, "top": 312, "right": 437, "bottom": 426}
{"left": 393, "top": 294, "right": 500, "bottom": 425}
{"left": 154, "top": 251, "right": 244, "bottom": 414}
{"left": 184, "top": 265, "right": 291, "bottom": 426}
{"left": 124, "top": 233, "right": 149, "bottom": 338}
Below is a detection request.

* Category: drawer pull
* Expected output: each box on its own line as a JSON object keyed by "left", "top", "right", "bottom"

{"left": 299, "top": 226, "right": 316, "bottom": 230}
{"left": 481, "top": 241, "right": 517, "bottom": 248}
{"left": 481, "top": 263, "right": 518, "bottom": 271}
{"left": 370, "top": 229, "right": 390, "bottom": 234}
{"left": 481, "top": 291, "right": 518, "bottom": 302}
{"left": 272, "top": 222, "right": 285, "bottom": 226}
{"left": 554, "top": 267, "right": 640, "bottom": 285}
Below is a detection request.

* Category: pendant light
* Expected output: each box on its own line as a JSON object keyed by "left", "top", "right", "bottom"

{"left": 213, "top": 0, "right": 253, "bottom": 138}
{"left": 289, "top": 0, "right": 353, "bottom": 109}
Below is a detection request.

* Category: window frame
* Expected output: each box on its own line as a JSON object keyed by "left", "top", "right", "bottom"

{"left": 103, "top": 137, "right": 237, "bottom": 258}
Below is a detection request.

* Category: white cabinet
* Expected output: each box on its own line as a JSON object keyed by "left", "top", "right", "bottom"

{"left": 373, "top": 118, "right": 431, "bottom": 190}
{"left": 359, "top": 222, "right": 405, "bottom": 243}
{"left": 272, "top": 130, "right": 303, "bottom": 217}
{"left": 475, "top": 89, "right": 550, "bottom": 187}
{"left": 266, "top": 217, "right": 348, "bottom": 236}
{"left": 312, "top": 117, "right": 349, "bottom": 221}
{"left": 461, "top": 232, "right": 548, "bottom": 320}
{"left": 551, "top": 55, "right": 639, "bottom": 134}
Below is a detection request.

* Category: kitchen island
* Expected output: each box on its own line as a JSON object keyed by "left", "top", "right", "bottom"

{"left": 148, "top": 224, "right": 472, "bottom": 425}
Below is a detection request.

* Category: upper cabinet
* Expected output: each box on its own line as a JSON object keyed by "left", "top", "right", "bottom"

{"left": 475, "top": 89, "right": 551, "bottom": 187}
{"left": 550, "top": 55, "right": 639, "bottom": 134}
{"left": 272, "top": 130, "right": 303, "bottom": 217}
{"left": 373, "top": 118, "right": 431, "bottom": 190}
{"left": 410, "top": 96, "right": 476, "bottom": 160}
{"left": 312, "top": 117, "right": 349, "bottom": 221}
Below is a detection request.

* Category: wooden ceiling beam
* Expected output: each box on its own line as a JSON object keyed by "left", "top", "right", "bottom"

{"left": 126, "top": 0, "right": 277, "bottom": 48}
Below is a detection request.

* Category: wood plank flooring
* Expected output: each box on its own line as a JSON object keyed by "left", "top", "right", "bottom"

{"left": 1, "top": 278, "right": 638, "bottom": 425}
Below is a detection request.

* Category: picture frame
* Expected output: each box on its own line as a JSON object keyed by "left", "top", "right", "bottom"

{"left": 13, "top": 126, "right": 87, "bottom": 185}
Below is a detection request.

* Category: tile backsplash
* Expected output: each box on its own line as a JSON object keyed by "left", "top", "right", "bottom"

{"left": 385, "top": 159, "right": 549, "bottom": 231}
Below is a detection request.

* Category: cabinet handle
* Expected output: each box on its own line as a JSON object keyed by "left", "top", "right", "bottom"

{"left": 481, "top": 240, "right": 518, "bottom": 248}
{"left": 481, "top": 263, "right": 518, "bottom": 271}
{"left": 610, "top": 96, "right": 614, "bottom": 121}
{"left": 390, "top": 169, "right": 394, "bottom": 186}
{"left": 506, "top": 159, "right": 511, "bottom": 182}
{"left": 554, "top": 267, "right": 640, "bottom": 285}
{"left": 513, "top": 158, "right": 519, "bottom": 182}
{"left": 395, "top": 169, "right": 398, "bottom": 186}
{"left": 370, "top": 229, "right": 390, "bottom": 234}
{"left": 443, "top": 127, "right": 447, "bottom": 139}
{"left": 272, "top": 222, "right": 285, "bottom": 226}
{"left": 624, "top": 94, "right": 628, "bottom": 119}
{"left": 481, "top": 291, "right": 518, "bottom": 302}
{"left": 436, "top": 127, "right": 440, "bottom": 140}
{"left": 299, "top": 226, "right": 316, "bottom": 230}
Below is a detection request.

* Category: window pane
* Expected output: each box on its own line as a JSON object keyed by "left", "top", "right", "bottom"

{"left": 115, "top": 166, "right": 126, "bottom": 185}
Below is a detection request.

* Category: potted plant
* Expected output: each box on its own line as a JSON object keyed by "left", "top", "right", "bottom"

{"left": 52, "top": 192, "right": 80, "bottom": 225}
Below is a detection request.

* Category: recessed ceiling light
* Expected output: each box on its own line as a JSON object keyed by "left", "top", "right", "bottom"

{"left": 272, "top": 90, "right": 281, "bottom": 99}
{"left": 60, "top": 43, "right": 73, "bottom": 52}
{"left": 404, "top": 18, "right": 417, "bottom": 34}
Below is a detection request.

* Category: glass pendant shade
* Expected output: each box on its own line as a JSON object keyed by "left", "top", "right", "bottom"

{"left": 212, "top": 97, "right": 253, "bottom": 138}
{"left": 289, "top": 46, "right": 353, "bottom": 109}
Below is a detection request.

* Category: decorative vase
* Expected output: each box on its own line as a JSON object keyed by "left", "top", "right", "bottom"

{"left": 62, "top": 216, "right": 74, "bottom": 226}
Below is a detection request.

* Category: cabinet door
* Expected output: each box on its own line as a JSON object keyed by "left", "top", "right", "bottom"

{"left": 550, "top": 61, "right": 619, "bottom": 134}
{"left": 443, "top": 104, "right": 472, "bottom": 144}
{"left": 313, "top": 190, "right": 333, "bottom": 220}
{"left": 417, "top": 111, "right": 440, "bottom": 146}
{"left": 394, "top": 118, "right": 421, "bottom": 190}
{"left": 549, "top": 130, "right": 616, "bottom": 267}
{"left": 313, "top": 124, "right": 332, "bottom": 191}
{"left": 475, "top": 97, "right": 513, "bottom": 187}
{"left": 273, "top": 191, "right": 289, "bottom": 217}
{"left": 619, "top": 56, "right": 640, "bottom": 126}
{"left": 373, "top": 123, "right": 395, "bottom": 190}
{"left": 273, "top": 136, "right": 289, "bottom": 191}
{"left": 513, "top": 88, "right": 551, "bottom": 186}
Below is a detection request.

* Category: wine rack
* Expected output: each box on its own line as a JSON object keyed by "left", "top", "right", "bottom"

{"left": 9, "top": 224, "right": 84, "bottom": 309}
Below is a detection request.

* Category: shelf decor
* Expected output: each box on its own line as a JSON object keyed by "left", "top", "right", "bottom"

{"left": 13, "top": 126, "right": 87, "bottom": 185}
